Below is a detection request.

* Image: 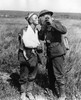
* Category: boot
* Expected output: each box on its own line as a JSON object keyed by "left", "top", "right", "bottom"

{"left": 20, "top": 92, "right": 29, "bottom": 100}
{"left": 58, "top": 94, "right": 66, "bottom": 100}
{"left": 52, "top": 81, "right": 61, "bottom": 98}
{"left": 58, "top": 85, "right": 66, "bottom": 100}
{"left": 26, "top": 92, "right": 35, "bottom": 100}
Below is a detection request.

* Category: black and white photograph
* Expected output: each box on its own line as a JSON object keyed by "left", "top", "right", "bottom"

{"left": 0, "top": 0, "right": 81, "bottom": 100}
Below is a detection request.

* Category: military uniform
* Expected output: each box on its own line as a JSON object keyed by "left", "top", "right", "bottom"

{"left": 18, "top": 27, "right": 39, "bottom": 94}
{"left": 38, "top": 10, "right": 67, "bottom": 98}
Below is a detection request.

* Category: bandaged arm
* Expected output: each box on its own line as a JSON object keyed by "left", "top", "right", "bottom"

{"left": 22, "top": 34, "right": 40, "bottom": 48}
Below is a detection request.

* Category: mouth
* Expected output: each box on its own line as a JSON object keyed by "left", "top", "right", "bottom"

{"left": 45, "top": 20, "right": 50, "bottom": 25}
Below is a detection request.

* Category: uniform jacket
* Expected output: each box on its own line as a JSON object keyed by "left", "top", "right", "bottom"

{"left": 18, "top": 26, "right": 41, "bottom": 65}
{"left": 38, "top": 20, "right": 67, "bottom": 58}
{"left": 18, "top": 26, "right": 34, "bottom": 61}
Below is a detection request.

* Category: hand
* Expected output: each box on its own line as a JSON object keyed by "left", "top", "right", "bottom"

{"left": 36, "top": 24, "right": 41, "bottom": 31}
{"left": 46, "top": 40, "right": 51, "bottom": 46}
{"left": 36, "top": 45, "right": 42, "bottom": 53}
{"left": 37, "top": 45, "right": 42, "bottom": 50}
{"left": 46, "top": 40, "right": 51, "bottom": 44}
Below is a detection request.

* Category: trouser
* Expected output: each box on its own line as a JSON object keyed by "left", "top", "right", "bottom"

{"left": 20, "top": 63, "right": 38, "bottom": 93}
{"left": 47, "top": 55, "right": 65, "bottom": 97}
{"left": 18, "top": 49, "right": 38, "bottom": 93}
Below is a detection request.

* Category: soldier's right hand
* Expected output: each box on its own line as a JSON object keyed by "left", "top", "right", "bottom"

{"left": 36, "top": 45, "right": 43, "bottom": 53}
{"left": 36, "top": 24, "right": 41, "bottom": 31}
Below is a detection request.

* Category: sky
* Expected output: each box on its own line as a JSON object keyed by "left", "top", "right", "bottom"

{"left": 0, "top": 0, "right": 81, "bottom": 13}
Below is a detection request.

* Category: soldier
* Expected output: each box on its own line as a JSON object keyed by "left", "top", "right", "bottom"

{"left": 18, "top": 13, "right": 42, "bottom": 100}
{"left": 38, "top": 10, "right": 67, "bottom": 100}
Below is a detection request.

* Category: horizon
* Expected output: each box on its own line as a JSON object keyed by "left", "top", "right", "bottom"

{"left": 0, "top": 10, "right": 81, "bottom": 14}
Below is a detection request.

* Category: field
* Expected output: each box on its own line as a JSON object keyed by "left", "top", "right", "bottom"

{"left": 0, "top": 11, "right": 81, "bottom": 100}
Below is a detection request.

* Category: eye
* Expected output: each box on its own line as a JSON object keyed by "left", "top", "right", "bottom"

{"left": 35, "top": 17, "right": 38, "bottom": 20}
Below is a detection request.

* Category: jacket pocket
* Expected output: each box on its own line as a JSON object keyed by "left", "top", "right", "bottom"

{"left": 49, "top": 43, "right": 65, "bottom": 58}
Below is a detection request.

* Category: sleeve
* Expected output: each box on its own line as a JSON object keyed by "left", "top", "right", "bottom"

{"left": 51, "top": 20, "right": 67, "bottom": 34}
{"left": 18, "top": 29, "right": 24, "bottom": 50}
{"left": 38, "top": 24, "right": 47, "bottom": 41}
{"left": 38, "top": 31, "right": 45, "bottom": 41}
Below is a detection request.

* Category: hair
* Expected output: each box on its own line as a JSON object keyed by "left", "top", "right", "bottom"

{"left": 28, "top": 18, "right": 31, "bottom": 25}
{"left": 27, "top": 13, "right": 38, "bottom": 25}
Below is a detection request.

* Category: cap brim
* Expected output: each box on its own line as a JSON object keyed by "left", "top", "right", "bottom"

{"left": 25, "top": 13, "right": 38, "bottom": 20}
{"left": 39, "top": 11, "right": 53, "bottom": 18}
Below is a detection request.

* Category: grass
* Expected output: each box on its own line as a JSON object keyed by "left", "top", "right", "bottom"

{"left": 0, "top": 18, "right": 26, "bottom": 73}
{"left": 62, "top": 19, "right": 81, "bottom": 99}
{"left": 0, "top": 17, "right": 81, "bottom": 100}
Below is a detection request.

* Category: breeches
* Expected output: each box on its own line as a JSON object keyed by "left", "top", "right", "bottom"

{"left": 18, "top": 50, "right": 38, "bottom": 92}
{"left": 48, "top": 55, "right": 65, "bottom": 88}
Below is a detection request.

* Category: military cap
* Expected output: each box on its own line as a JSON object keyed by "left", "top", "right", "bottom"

{"left": 25, "top": 13, "right": 37, "bottom": 21}
{"left": 39, "top": 10, "right": 53, "bottom": 18}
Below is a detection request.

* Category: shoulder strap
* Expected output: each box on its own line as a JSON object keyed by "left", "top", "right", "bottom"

{"left": 62, "top": 36, "right": 69, "bottom": 50}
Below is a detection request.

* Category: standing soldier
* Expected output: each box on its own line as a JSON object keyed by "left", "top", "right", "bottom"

{"left": 38, "top": 10, "right": 67, "bottom": 100}
{"left": 18, "top": 13, "right": 42, "bottom": 100}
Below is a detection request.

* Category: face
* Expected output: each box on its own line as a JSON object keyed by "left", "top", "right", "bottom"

{"left": 31, "top": 14, "right": 38, "bottom": 25}
{"left": 39, "top": 14, "right": 52, "bottom": 25}
{"left": 43, "top": 14, "right": 52, "bottom": 24}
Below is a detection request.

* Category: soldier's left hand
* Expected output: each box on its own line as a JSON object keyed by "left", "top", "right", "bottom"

{"left": 36, "top": 24, "right": 41, "bottom": 31}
